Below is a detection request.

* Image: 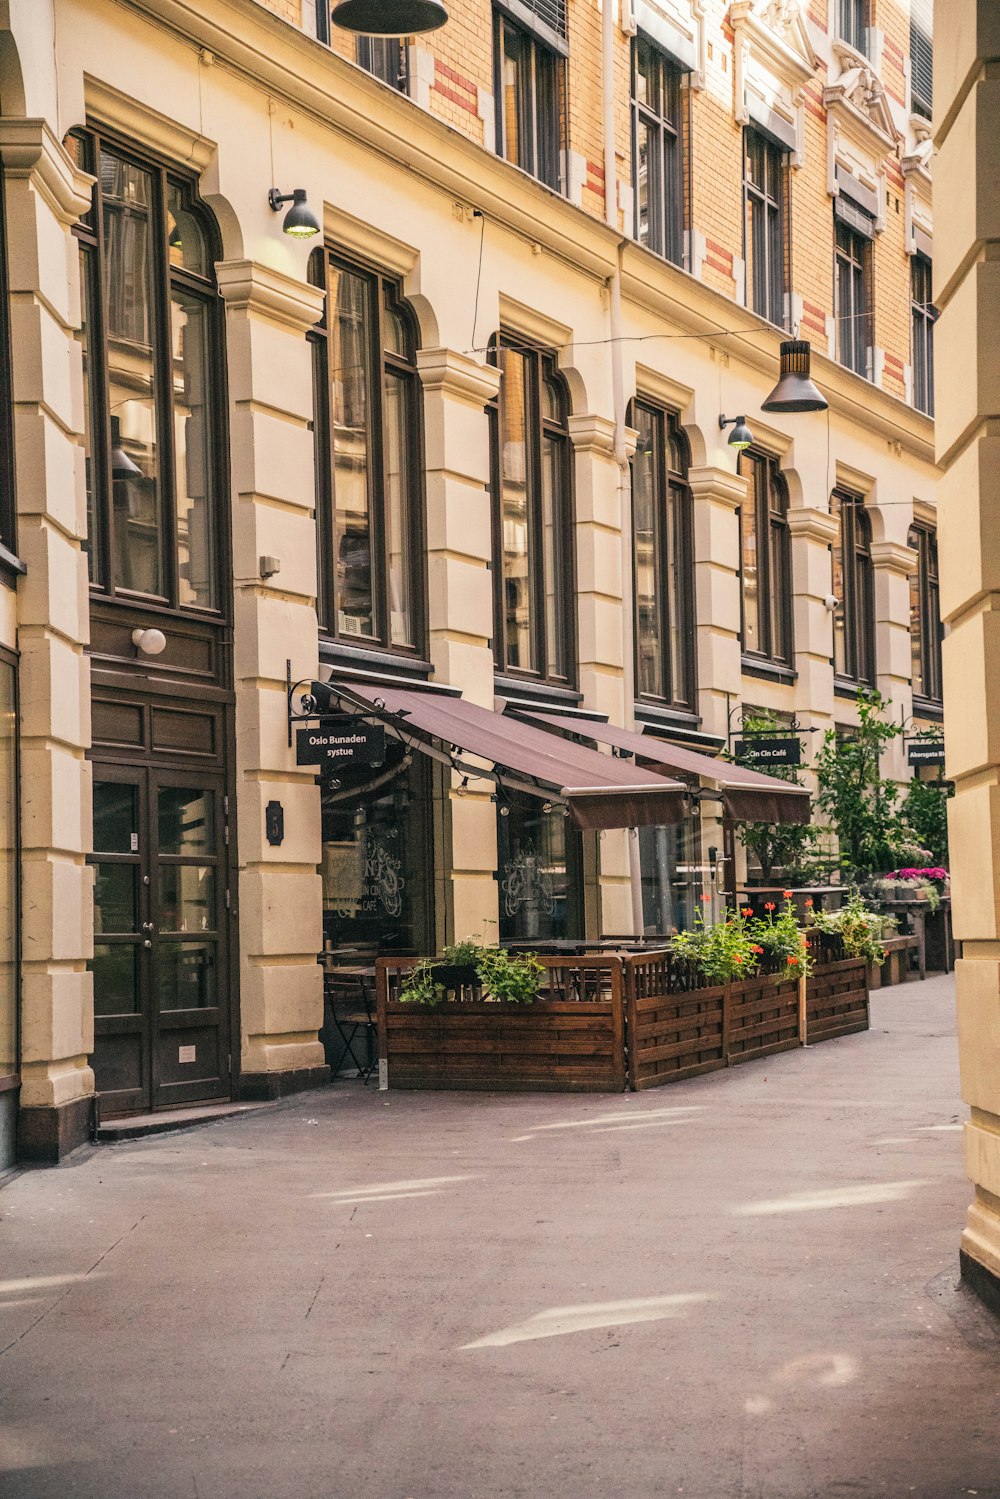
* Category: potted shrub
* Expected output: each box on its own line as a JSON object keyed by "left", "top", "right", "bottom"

{"left": 747, "top": 892, "right": 813, "bottom": 979}
{"left": 398, "top": 941, "right": 543, "bottom": 1006}
{"left": 671, "top": 901, "right": 762, "bottom": 984}
{"left": 809, "top": 890, "right": 888, "bottom": 967}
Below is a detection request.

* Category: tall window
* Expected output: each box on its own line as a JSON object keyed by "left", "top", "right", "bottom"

{"left": 911, "top": 254, "right": 935, "bottom": 416}
{"left": 738, "top": 450, "right": 792, "bottom": 667}
{"left": 629, "top": 401, "right": 694, "bottom": 709}
{"left": 831, "top": 490, "right": 875, "bottom": 688}
{"left": 311, "top": 251, "right": 424, "bottom": 653}
{"left": 744, "top": 129, "right": 787, "bottom": 328}
{"left": 910, "top": 0, "right": 933, "bottom": 118}
{"left": 837, "top": 0, "right": 867, "bottom": 54}
{"left": 358, "top": 37, "right": 408, "bottom": 92}
{"left": 835, "top": 220, "right": 871, "bottom": 378}
{"left": 908, "top": 523, "right": 942, "bottom": 706}
{"left": 489, "top": 337, "right": 573, "bottom": 683}
{"left": 632, "top": 37, "right": 685, "bottom": 266}
{"left": 69, "top": 129, "right": 224, "bottom": 612}
{"left": 493, "top": 6, "right": 565, "bottom": 192}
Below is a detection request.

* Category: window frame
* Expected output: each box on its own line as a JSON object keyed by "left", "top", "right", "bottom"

{"left": 743, "top": 127, "right": 788, "bottom": 330}
{"left": 68, "top": 124, "right": 229, "bottom": 618}
{"left": 831, "top": 488, "right": 876, "bottom": 690}
{"left": 908, "top": 522, "right": 942, "bottom": 708}
{"left": 357, "top": 36, "right": 409, "bottom": 93}
{"left": 488, "top": 333, "right": 576, "bottom": 686}
{"left": 737, "top": 448, "right": 793, "bottom": 669}
{"left": 628, "top": 398, "right": 695, "bottom": 711}
{"left": 492, "top": 6, "right": 565, "bottom": 193}
{"left": 630, "top": 36, "right": 687, "bottom": 268}
{"left": 836, "top": 0, "right": 868, "bottom": 55}
{"left": 911, "top": 253, "right": 935, "bottom": 417}
{"left": 0, "top": 168, "right": 19, "bottom": 585}
{"left": 835, "top": 218, "right": 872, "bottom": 379}
{"left": 309, "top": 245, "right": 427, "bottom": 660}
{"left": 909, "top": 0, "right": 932, "bottom": 118}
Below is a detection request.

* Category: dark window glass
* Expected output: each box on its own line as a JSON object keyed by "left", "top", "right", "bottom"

{"left": 910, "top": 0, "right": 932, "bottom": 117}
{"left": 69, "top": 130, "right": 224, "bottom": 613}
{"left": 311, "top": 252, "right": 423, "bottom": 653}
{"left": 498, "top": 793, "right": 583, "bottom": 944}
{"left": 911, "top": 254, "right": 935, "bottom": 417}
{"left": 321, "top": 747, "right": 434, "bottom": 955}
{"left": 836, "top": 220, "right": 871, "bottom": 378}
{"left": 489, "top": 337, "right": 573, "bottom": 683}
{"left": 631, "top": 37, "right": 685, "bottom": 266}
{"left": 639, "top": 814, "right": 701, "bottom": 938}
{"left": 831, "top": 490, "right": 876, "bottom": 687}
{"left": 744, "top": 129, "right": 787, "bottom": 328}
{"left": 908, "top": 523, "right": 942, "bottom": 705}
{"left": 838, "top": 0, "right": 867, "bottom": 54}
{"left": 738, "top": 450, "right": 791, "bottom": 666}
{"left": 630, "top": 400, "right": 694, "bottom": 709}
{"left": 494, "top": 9, "right": 564, "bottom": 192}
{"left": 358, "top": 36, "right": 408, "bottom": 92}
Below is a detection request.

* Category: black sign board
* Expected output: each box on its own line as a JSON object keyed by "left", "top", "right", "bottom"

{"left": 735, "top": 737, "right": 802, "bottom": 767}
{"left": 907, "top": 739, "right": 945, "bottom": 767}
{"left": 296, "top": 722, "right": 386, "bottom": 771}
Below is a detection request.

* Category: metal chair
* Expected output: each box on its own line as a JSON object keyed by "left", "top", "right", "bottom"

{"left": 323, "top": 967, "right": 378, "bottom": 1083}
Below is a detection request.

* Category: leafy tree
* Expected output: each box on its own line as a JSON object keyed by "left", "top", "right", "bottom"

{"left": 732, "top": 711, "right": 818, "bottom": 883}
{"left": 903, "top": 773, "right": 952, "bottom": 866}
{"left": 813, "top": 690, "right": 910, "bottom": 877}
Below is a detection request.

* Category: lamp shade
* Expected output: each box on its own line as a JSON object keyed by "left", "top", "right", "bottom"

{"left": 331, "top": 0, "right": 448, "bottom": 33}
{"left": 761, "top": 339, "right": 828, "bottom": 413}
{"left": 281, "top": 190, "right": 321, "bottom": 239}
{"left": 727, "top": 419, "right": 754, "bottom": 451}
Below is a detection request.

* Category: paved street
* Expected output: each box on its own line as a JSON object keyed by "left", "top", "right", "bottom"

{"left": 1, "top": 974, "right": 998, "bottom": 1499}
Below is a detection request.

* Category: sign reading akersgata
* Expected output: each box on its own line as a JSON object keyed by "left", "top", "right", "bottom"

{"left": 734, "top": 737, "right": 802, "bottom": 767}
{"left": 296, "top": 722, "right": 386, "bottom": 769}
{"left": 907, "top": 739, "right": 945, "bottom": 766}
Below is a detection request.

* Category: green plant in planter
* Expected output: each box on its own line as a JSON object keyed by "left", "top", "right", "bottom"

{"left": 672, "top": 903, "right": 761, "bottom": 985}
{"left": 810, "top": 890, "right": 888, "bottom": 967}
{"left": 398, "top": 959, "right": 446, "bottom": 1007}
{"left": 749, "top": 892, "right": 812, "bottom": 979}
{"left": 398, "top": 943, "right": 543, "bottom": 1005}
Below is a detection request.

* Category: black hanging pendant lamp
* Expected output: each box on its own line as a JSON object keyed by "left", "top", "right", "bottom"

{"left": 761, "top": 339, "right": 828, "bottom": 413}
{"left": 331, "top": 0, "right": 448, "bottom": 34}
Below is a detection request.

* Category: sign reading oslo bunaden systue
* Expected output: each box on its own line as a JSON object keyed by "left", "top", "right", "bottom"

{"left": 296, "top": 722, "right": 386, "bottom": 771}
{"left": 734, "top": 737, "right": 802, "bottom": 768}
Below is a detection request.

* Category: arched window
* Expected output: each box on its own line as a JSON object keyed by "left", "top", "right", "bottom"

{"left": 831, "top": 489, "right": 875, "bottom": 687}
{"left": 488, "top": 336, "right": 574, "bottom": 684}
{"left": 68, "top": 129, "right": 225, "bottom": 612}
{"left": 629, "top": 400, "right": 694, "bottom": 710}
{"left": 310, "top": 250, "right": 424, "bottom": 654}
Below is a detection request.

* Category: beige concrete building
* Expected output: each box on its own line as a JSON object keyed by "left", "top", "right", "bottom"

{"left": 0, "top": 0, "right": 940, "bottom": 1165}
{"left": 935, "top": 0, "right": 1000, "bottom": 1313}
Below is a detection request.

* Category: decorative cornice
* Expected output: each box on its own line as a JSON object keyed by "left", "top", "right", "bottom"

{"left": 0, "top": 120, "right": 93, "bottom": 224}
{"left": 84, "top": 75, "right": 216, "bottom": 172}
{"left": 215, "top": 259, "right": 326, "bottom": 331}
{"left": 870, "top": 540, "right": 918, "bottom": 575}
{"left": 324, "top": 202, "right": 418, "bottom": 277}
{"left": 786, "top": 507, "right": 839, "bottom": 544}
{"left": 688, "top": 464, "right": 749, "bottom": 509}
{"left": 567, "top": 414, "right": 617, "bottom": 457}
{"left": 416, "top": 348, "right": 501, "bottom": 404}
{"left": 730, "top": 1, "right": 817, "bottom": 89}
{"left": 498, "top": 293, "right": 573, "bottom": 350}
{"left": 822, "top": 43, "right": 901, "bottom": 156}
{"left": 634, "top": 362, "right": 694, "bottom": 416}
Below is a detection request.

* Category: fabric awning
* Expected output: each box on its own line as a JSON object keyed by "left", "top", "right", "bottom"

{"left": 325, "top": 682, "right": 689, "bottom": 830}
{"left": 518, "top": 710, "right": 811, "bottom": 825}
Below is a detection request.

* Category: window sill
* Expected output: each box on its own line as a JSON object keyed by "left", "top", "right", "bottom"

{"left": 741, "top": 657, "right": 797, "bottom": 686}
{"left": 912, "top": 696, "right": 944, "bottom": 722}
{"left": 833, "top": 678, "right": 875, "bottom": 701}
{"left": 0, "top": 541, "right": 26, "bottom": 588}
{"left": 319, "top": 637, "right": 433, "bottom": 683}
{"left": 494, "top": 672, "right": 582, "bottom": 709}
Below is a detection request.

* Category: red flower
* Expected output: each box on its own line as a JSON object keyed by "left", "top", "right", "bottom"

{"left": 733, "top": 954, "right": 743, "bottom": 964}
{"left": 805, "top": 941, "right": 812, "bottom": 949}
{"left": 787, "top": 955, "right": 799, "bottom": 966}
{"left": 701, "top": 893, "right": 711, "bottom": 903}
{"left": 764, "top": 902, "right": 776, "bottom": 912}
{"left": 783, "top": 890, "right": 793, "bottom": 899}
{"left": 804, "top": 898, "right": 814, "bottom": 908}
{"left": 741, "top": 907, "right": 753, "bottom": 917}
{"left": 751, "top": 945, "right": 764, "bottom": 955}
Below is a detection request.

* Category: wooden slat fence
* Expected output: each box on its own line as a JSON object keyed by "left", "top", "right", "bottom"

{"left": 376, "top": 955, "right": 626, "bottom": 1093}
{"left": 804, "top": 931, "right": 870, "bottom": 1041}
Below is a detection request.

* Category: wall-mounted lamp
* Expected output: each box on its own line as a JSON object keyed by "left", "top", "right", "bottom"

{"left": 762, "top": 339, "right": 828, "bottom": 413}
{"left": 719, "top": 414, "right": 754, "bottom": 451}
{"left": 110, "top": 416, "right": 142, "bottom": 478}
{"left": 132, "top": 627, "right": 167, "bottom": 657}
{"left": 331, "top": 0, "right": 448, "bottom": 34}
{"left": 267, "top": 187, "right": 320, "bottom": 239}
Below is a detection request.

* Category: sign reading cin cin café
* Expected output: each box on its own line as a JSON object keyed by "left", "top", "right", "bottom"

{"left": 296, "top": 721, "right": 386, "bottom": 770}
{"left": 734, "top": 737, "right": 802, "bottom": 767}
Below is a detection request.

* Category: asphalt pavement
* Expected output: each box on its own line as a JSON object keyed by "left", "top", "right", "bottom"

{"left": 1, "top": 972, "right": 998, "bottom": 1499}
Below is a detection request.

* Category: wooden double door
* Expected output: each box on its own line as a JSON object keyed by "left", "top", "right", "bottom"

{"left": 90, "top": 761, "right": 232, "bottom": 1115}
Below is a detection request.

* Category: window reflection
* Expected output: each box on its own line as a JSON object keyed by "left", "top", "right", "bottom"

{"left": 497, "top": 794, "right": 583, "bottom": 944}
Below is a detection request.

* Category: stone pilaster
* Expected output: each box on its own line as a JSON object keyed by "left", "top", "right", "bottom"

{"left": 216, "top": 260, "right": 329, "bottom": 1097}
{"left": 416, "top": 348, "right": 499, "bottom": 943}
{"left": 787, "top": 506, "right": 838, "bottom": 741}
{"left": 2, "top": 121, "right": 96, "bottom": 1160}
{"left": 935, "top": 0, "right": 1000, "bottom": 1313}
{"left": 688, "top": 464, "right": 747, "bottom": 742}
{"left": 870, "top": 539, "right": 917, "bottom": 782}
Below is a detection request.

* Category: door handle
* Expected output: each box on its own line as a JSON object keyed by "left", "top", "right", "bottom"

{"left": 143, "top": 939, "right": 152, "bottom": 949}
{"left": 142, "top": 922, "right": 154, "bottom": 933}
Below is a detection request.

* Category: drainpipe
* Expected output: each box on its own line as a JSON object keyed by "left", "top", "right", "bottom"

{"left": 602, "top": 0, "right": 644, "bottom": 935}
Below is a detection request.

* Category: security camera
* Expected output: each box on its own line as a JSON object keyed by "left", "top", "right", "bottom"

{"left": 824, "top": 594, "right": 839, "bottom": 612}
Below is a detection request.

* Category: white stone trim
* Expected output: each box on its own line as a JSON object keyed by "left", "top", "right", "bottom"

{"left": 84, "top": 74, "right": 217, "bottom": 172}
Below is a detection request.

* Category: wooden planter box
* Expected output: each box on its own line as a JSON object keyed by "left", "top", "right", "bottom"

{"left": 806, "top": 956, "right": 870, "bottom": 1040}
{"left": 376, "top": 956, "right": 626, "bottom": 1093}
